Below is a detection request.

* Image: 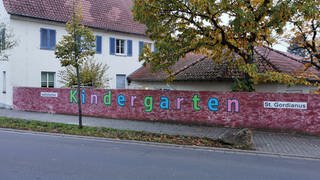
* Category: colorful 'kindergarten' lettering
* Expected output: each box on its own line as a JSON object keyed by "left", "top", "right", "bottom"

{"left": 68, "top": 90, "right": 240, "bottom": 113}
{"left": 144, "top": 96, "right": 154, "bottom": 112}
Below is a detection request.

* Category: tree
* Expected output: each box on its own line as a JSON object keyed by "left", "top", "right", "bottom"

{"left": 0, "top": 23, "right": 16, "bottom": 61}
{"left": 285, "top": 0, "right": 319, "bottom": 70}
{"left": 59, "top": 59, "right": 109, "bottom": 88}
{"left": 287, "top": 42, "right": 308, "bottom": 58}
{"left": 55, "top": 2, "right": 95, "bottom": 128}
{"left": 133, "top": 0, "right": 310, "bottom": 90}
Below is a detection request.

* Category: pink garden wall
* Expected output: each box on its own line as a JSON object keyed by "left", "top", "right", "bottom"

{"left": 13, "top": 87, "right": 320, "bottom": 135}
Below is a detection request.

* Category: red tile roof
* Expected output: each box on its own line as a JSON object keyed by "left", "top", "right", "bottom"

{"left": 128, "top": 47, "right": 319, "bottom": 82}
{"left": 3, "top": 0, "right": 146, "bottom": 35}
{"left": 128, "top": 53, "right": 207, "bottom": 82}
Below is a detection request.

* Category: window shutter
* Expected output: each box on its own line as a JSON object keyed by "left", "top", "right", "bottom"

{"left": 109, "top": 37, "right": 115, "bottom": 55}
{"left": 49, "top": 30, "right": 56, "bottom": 49}
{"left": 40, "top": 29, "right": 47, "bottom": 49}
{"left": 96, "top": 36, "right": 102, "bottom": 54}
{"left": 127, "top": 40, "right": 132, "bottom": 57}
{"left": 139, "top": 41, "right": 144, "bottom": 55}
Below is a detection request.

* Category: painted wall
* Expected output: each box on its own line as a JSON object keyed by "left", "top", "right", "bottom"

{"left": 129, "top": 81, "right": 317, "bottom": 94}
{"left": 0, "top": 12, "right": 152, "bottom": 107}
{"left": 0, "top": 0, "right": 9, "bottom": 23}
{"left": 13, "top": 87, "right": 320, "bottom": 135}
{"left": 0, "top": 0, "right": 10, "bottom": 107}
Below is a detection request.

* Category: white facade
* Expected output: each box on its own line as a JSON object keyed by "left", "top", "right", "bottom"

{"left": 129, "top": 81, "right": 317, "bottom": 94}
{"left": 0, "top": 1, "right": 152, "bottom": 107}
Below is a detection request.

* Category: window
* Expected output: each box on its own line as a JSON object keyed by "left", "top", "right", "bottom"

{"left": 109, "top": 37, "right": 132, "bottom": 56}
{"left": 2, "top": 71, "right": 6, "bottom": 93}
{"left": 116, "top": 74, "right": 126, "bottom": 89}
{"left": 41, "top": 72, "right": 55, "bottom": 88}
{"left": 96, "top": 35, "right": 102, "bottom": 54}
{"left": 40, "top": 28, "right": 56, "bottom": 50}
{"left": 139, "top": 41, "right": 152, "bottom": 55}
{"left": 116, "top": 39, "right": 126, "bottom": 55}
{"left": 145, "top": 43, "right": 152, "bottom": 50}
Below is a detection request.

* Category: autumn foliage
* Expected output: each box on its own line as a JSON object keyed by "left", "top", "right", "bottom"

{"left": 133, "top": 0, "right": 319, "bottom": 91}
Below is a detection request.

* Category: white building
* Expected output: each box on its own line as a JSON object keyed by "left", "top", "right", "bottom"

{"left": 0, "top": 0, "right": 153, "bottom": 108}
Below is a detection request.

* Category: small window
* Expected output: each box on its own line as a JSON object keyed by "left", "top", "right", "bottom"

{"left": 2, "top": 71, "right": 6, "bottom": 93}
{"left": 96, "top": 35, "right": 102, "bottom": 54}
{"left": 41, "top": 72, "right": 55, "bottom": 88}
{"left": 110, "top": 37, "right": 132, "bottom": 56}
{"left": 116, "top": 74, "right": 126, "bottom": 89}
{"left": 116, "top": 39, "right": 126, "bottom": 55}
{"left": 40, "top": 28, "right": 56, "bottom": 50}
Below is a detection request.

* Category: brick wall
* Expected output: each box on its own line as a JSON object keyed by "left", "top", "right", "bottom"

{"left": 13, "top": 87, "right": 320, "bottom": 135}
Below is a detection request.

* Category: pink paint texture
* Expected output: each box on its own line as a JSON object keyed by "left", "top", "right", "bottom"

{"left": 12, "top": 87, "right": 320, "bottom": 135}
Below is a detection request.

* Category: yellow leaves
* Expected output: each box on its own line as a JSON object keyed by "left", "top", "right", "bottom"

{"left": 250, "top": 0, "right": 264, "bottom": 8}
{"left": 55, "top": 3, "right": 96, "bottom": 70}
{"left": 255, "top": 71, "right": 313, "bottom": 87}
{"left": 236, "top": 61, "right": 315, "bottom": 87}
{"left": 311, "top": 82, "right": 320, "bottom": 94}
{"left": 133, "top": 0, "right": 319, "bottom": 92}
{"left": 237, "top": 63, "right": 257, "bottom": 76}
{"left": 304, "top": 63, "right": 312, "bottom": 70}
{"left": 189, "top": 0, "right": 210, "bottom": 8}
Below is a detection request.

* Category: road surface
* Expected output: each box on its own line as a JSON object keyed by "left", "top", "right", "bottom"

{"left": 0, "top": 129, "right": 319, "bottom": 180}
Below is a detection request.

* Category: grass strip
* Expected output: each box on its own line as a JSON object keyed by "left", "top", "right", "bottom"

{"left": 0, "top": 117, "right": 246, "bottom": 149}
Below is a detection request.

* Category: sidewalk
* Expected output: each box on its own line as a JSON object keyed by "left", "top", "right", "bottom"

{"left": 1, "top": 108, "right": 320, "bottom": 159}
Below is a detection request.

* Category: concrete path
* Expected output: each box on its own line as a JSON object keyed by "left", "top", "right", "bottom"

{"left": 1, "top": 109, "right": 320, "bottom": 159}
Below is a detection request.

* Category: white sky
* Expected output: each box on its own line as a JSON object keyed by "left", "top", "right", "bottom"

{"left": 272, "top": 42, "right": 289, "bottom": 52}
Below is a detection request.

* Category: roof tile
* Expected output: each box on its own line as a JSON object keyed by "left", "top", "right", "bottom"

{"left": 3, "top": 0, "right": 146, "bottom": 35}
{"left": 128, "top": 47, "right": 319, "bottom": 82}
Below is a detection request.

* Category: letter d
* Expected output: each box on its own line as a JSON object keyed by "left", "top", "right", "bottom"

{"left": 103, "top": 91, "right": 112, "bottom": 106}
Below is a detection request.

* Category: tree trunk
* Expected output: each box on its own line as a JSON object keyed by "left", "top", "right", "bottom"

{"left": 244, "top": 43, "right": 255, "bottom": 92}
{"left": 76, "top": 65, "right": 83, "bottom": 129}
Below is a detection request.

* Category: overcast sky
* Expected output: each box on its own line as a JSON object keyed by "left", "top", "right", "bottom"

{"left": 272, "top": 42, "right": 288, "bottom": 52}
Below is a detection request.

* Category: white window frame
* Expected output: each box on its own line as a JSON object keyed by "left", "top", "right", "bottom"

{"left": 41, "top": 72, "right": 55, "bottom": 88}
{"left": 144, "top": 42, "right": 152, "bottom": 50}
{"left": 115, "top": 39, "right": 126, "bottom": 55}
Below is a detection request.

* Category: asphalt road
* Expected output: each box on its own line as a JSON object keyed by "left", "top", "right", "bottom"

{"left": 0, "top": 129, "right": 319, "bottom": 180}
